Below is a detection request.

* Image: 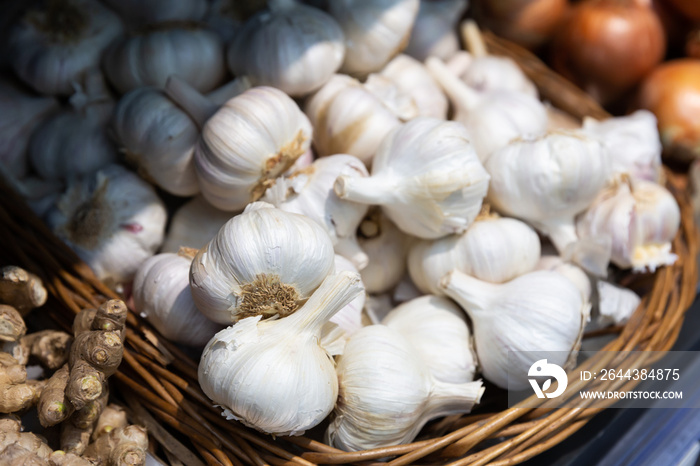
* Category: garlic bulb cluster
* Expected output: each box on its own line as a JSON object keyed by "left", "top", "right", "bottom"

{"left": 534, "top": 255, "right": 592, "bottom": 303}
{"left": 199, "top": 271, "right": 363, "bottom": 436}
{"left": 103, "top": 25, "right": 225, "bottom": 95}
{"left": 404, "top": 0, "right": 468, "bottom": 61}
{"left": 382, "top": 296, "right": 478, "bottom": 384}
{"left": 46, "top": 164, "right": 167, "bottom": 283}
{"left": 102, "top": 0, "right": 207, "bottom": 27}
{"left": 133, "top": 250, "right": 222, "bottom": 346}
{"left": 327, "top": 324, "right": 484, "bottom": 451}
{"left": 408, "top": 213, "right": 541, "bottom": 295}
{"left": 161, "top": 196, "right": 233, "bottom": 253}
{"left": 190, "top": 202, "right": 335, "bottom": 324}
{"left": 582, "top": 110, "right": 662, "bottom": 182}
{"left": 228, "top": 0, "right": 345, "bottom": 97}
{"left": 576, "top": 177, "right": 680, "bottom": 272}
{"left": 441, "top": 270, "right": 588, "bottom": 390}
{"left": 329, "top": 0, "right": 420, "bottom": 77}
{"left": 8, "top": 0, "right": 123, "bottom": 96}
{"left": 335, "top": 117, "right": 490, "bottom": 239}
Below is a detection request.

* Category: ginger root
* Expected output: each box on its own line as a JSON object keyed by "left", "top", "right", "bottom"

{"left": 0, "top": 305, "right": 26, "bottom": 343}
{"left": 5, "top": 330, "right": 72, "bottom": 370}
{"left": 83, "top": 425, "right": 148, "bottom": 466}
{"left": 61, "top": 388, "right": 109, "bottom": 455}
{"left": 38, "top": 364, "right": 73, "bottom": 427}
{"left": 0, "top": 414, "right": 53, "bottom": 461}
{"left": 0, "top": 266, "right": 47, "bottom": 315}
{"left": 92, "top": 404, "right": 128, "bottom": 442}
{"left": 0, "top": 353, "right": 44, "bottom": 413}
{"left": 49, "top": 450, "right": 96, "bottom": 465}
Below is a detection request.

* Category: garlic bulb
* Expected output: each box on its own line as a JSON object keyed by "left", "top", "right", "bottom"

{"left": 133, "top": 250, "right": 222, "bottom": 346}
{"left": 427, "top": 57, "right": 547, "bottom": 162}
{"left": 228, "top": 0, "right": 344, "bottom": 97}
{"left": 486, "top": 131, "right": 611, "bottom": 276}
{"left": 404, "top": 0, "right": 468, "bottom": 61}
{"left": 329, "top": 0, "right": 420, "bottom": 77}
{"left": 161, "top": 196, "right": 232, "bottom": 253}
{"left": 167, "top": 79, "right": 313, "bottom": 211}
{"left": 382, "top": 295, "right": 477, "bottom": 384}
{"left": 445, "top": 51, "right": 473, "bottom": 77}
{"left": 101, "top": 0, "right": 207, "bottom": 27}
{"left": 335, "top": 117, "right": 490, "bottom": 239}
{"left": 582, "top": 110, "right": 662, "bottom": 182}
{"left": 46, "top": 164, "right": 167, "bottom": 284}
{"left": 8, "top": 0, "right": 123, "bottom": 96}
{"left": 534, "top": 255, "right": 592, "bottom": 303}
{"left": 441, "top": 270, "right": 588, "bottom": 390}
{"left": 199, "top": 271, "right": 363, "bottom": 436}
{"left": 408, "top": 213, "right": 541, "bottom": 295}
{"left": 327, "top": 324, "right": 484, "bottom": 451}
{"left": 576, "top": 177, "right": 680, "bottom": 272}
{"left": 190, "top": 202, "right": 336, "bottom": 324}
{"left": 597, "top": 281, "right": 640, "bottom": 326}
{"left": 263, "top": 154, "right": 370, "bottom": 269}
{"left": 357, "top": 209, "right": 411, "bottom": 294}
{"left": 363, "top": 74, "right": 419, "bottom": 122}
{"left": 103, "top": 25, "right": 225, "bottom": 95}
{"left": 0, "top": 78, "right": 57, "bottom": 178}
{"left": 304, "top": 74, "right": 401, "bottom": 165}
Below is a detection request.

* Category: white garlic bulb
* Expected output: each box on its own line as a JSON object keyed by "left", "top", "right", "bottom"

{"left": 597, "top": 281, "right": 641, "bottom": 326}
{"left": 263, "top": 154, "right": 370, "bottom": 269}
{"left": 441, "top": 270, "right": 588, "bottom": 390}
{"left": 0, "top": 78, "right": 57, "bottom": 178}
{"left": 426, "top": 57, "right": 547, "bottom": 162}
{"left": 534, "top": 255, "right": 592, "bottom": 303}
{"left": 46, "top": 164, "right": 167, "bottom": 284}
{"left": 304, "top": 74, "right": 401, "bottom": 165}
{"left": 445, "top": 51, "right": 473, "bottom": 77}
{"left": 327, "top": 324, "right": 484, "bottom": 451}
{"left": 133, "top": 251, "right": 222, "bottom": 346}
{"left": 408, "top": 213, "right": 541, "bottom": 295}
{"left": 228, "top": 0, "right": 344, "bottom": 97}
{"left": 486, "top": 131, "right": 612, "bottom": 276}
{"left": 362, "top": 74, "right": 419, "bottom": 122}
{"left": 404, "top": 0, "right": 468, "bottom": 61}
{"left": 329, "top": 0, "right": 420, "bottom": 77}
{"left": 357, "top": 209, "right": 411, "bottom": 294}
{"left": 101, "top": 0, "right": 207, "bottom": 27}
{"left": 382, "top": 295, "right": 478, "bottom": 384}
{"left": 576, "top": 177, "right": 680, "bottom": 272}
{"left": 582, "top": 110, "right": 662, "bottom": 182}
{"left": 167, "top": 78, "right": 314, "bottom": 211}
{"left": 8, "top": 0, "right": 123, "bottom": 96}
{"left": 161, "top": 196, "right": 233, "bottom": 253}
{"left": 335, "top": 117, "right": 490, "bottom": 239}
{"left": 378, "top": 54, "right": 448, "bottom": 119}
{"left": 190, "top": 202, "right": 336, "bottom": 324}
{"left": 199, "top": 271, "right": 363, "bottom": 436}
{"left": 103, "top": 25, "right": 225, "bottom": 95}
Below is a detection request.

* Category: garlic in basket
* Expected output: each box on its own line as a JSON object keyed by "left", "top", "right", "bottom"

{"left": 161, "top": 197, "right": 232, "bottom": 253}
{"left": 534, "top": 255, "right": 592, "bottom": 303}
{"left": 576, "top": 176, "right": 680, "bottom": 272}
{"left": 334, "top": 117, "right": 490, "bottom": 239}
{"left": 597, "top": 281, "right": 641, "bottom": 326}
{"left": 440, "top": 270, "right": 588, "bottom": 390}
{"left": 408, "top": 211, "right": 541, "bottom": 295}
{"left": 101, "top": 0, "right": 207, "bottom": 28}
{"left": 262, "top": 154, "right": 370, "bottom": 270}
{"left": 228, "top": 0, "right": 344, "bottom": 97}
{"left": 486, "top": 131, "right": 612, "bottom": 276}
{"left": 382, "top": 295, "right": 478, "bottom": 384}
{"left": 46, "top": 164, "right": 167, "bottom": 284}
{"left": 190, "top": 202, "right": 335, "bottom": 324}
{"left": 133, "top": 250, "right": 222, "bottom": 347}
{"left": 326, "top": 324, "right": 484, "bottom": 451}
{"left": 426, "top": 56, "right": 547, "bottom": 162}
{"left": 199, "top": 271, "right": 362, "bottom": 436}
{"left": 8, "top": 0, "right": 123, "bottom": 96}
{"left": 404, "top": 0, "right": 468, "bottom": 61}
{"left": 166, "top": 78, "right": 313, "bottom": 211}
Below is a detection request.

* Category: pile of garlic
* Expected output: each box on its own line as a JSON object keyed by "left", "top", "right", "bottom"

{"left": 2, "top": 0, "right": 683, "bottom": 455}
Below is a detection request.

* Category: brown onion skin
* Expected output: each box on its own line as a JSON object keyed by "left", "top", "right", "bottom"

{"left": 550, "top": 0, "right": 666, "bottom": 105}
{"left": 666, "top": 0, "right": 700, "bottom": 21}
{"left": 638, "top": 59, "right": 700, "bottom": 159}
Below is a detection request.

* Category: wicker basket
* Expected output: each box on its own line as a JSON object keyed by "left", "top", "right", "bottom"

{"left": 0, "top": 33, "right": 697, "bottom": 466}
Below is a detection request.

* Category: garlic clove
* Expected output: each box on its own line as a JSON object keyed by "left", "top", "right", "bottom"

{"left": 403, "top": 0, "right": 468, "bottom": 61}
{"left": 161, "top": 196, "right": 233, "bottom": 253}
{"left": 596, "top": 281, "right": 641, "bottom": 326}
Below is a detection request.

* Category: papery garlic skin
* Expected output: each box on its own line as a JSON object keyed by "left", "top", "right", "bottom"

{"left": 404, "top": 0, "right": 468, "bottom": 61}
{"left": 335, "top": 117, "right": 490, "bottom": 239}
{"left": 46, "top": 164, "right": 167, "bottom": 284}
{"left": 8, "top": 0, "right": 123, "bottom": 96}
{"left": 161, "top": 197, "right": 233, "bottom": 253}
{"left": 199, "top": 271, "right": 362, "bottom": 436}
{"left": 102, "top": 0, "right": 207, "bottom": 27}
{"left": 441, "top": 270, "right": 587, "bottom": 390}
{"left": 228, "top": 2, "right": 344, "bottom": 97}
{"left": 329, "top": 0, "right": 420, "bottom": 77}
{"left": 327, "top": 324, "right": 483, "bottom": 451}
{"left": 190, "top": 202, "right": 336, "bottom": 324}
{"left": 597, "top": 281, "right": 641, "bottom": 326}
{"left": 576, "top": 178, "right": 680, "bottom": 272}
{"left": 582, "top": 110, "right": 662, "bottom": 182}
{"left": 133, "top": 252, "right": 222, "bottom": 346}
{"left": 358, "top": 209, "right": 411, "bottom": 294}
{"left": 382, "top": 295, "right": 477, "bottom": 384}
{"left": 378, "top": 55, "right": 448, "bottom": 119}
{"left": 408, "top": 215, "right": 541, "bottom": 295}
{"left": 534, "top": 255, "right": 592, "bottom": 303}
